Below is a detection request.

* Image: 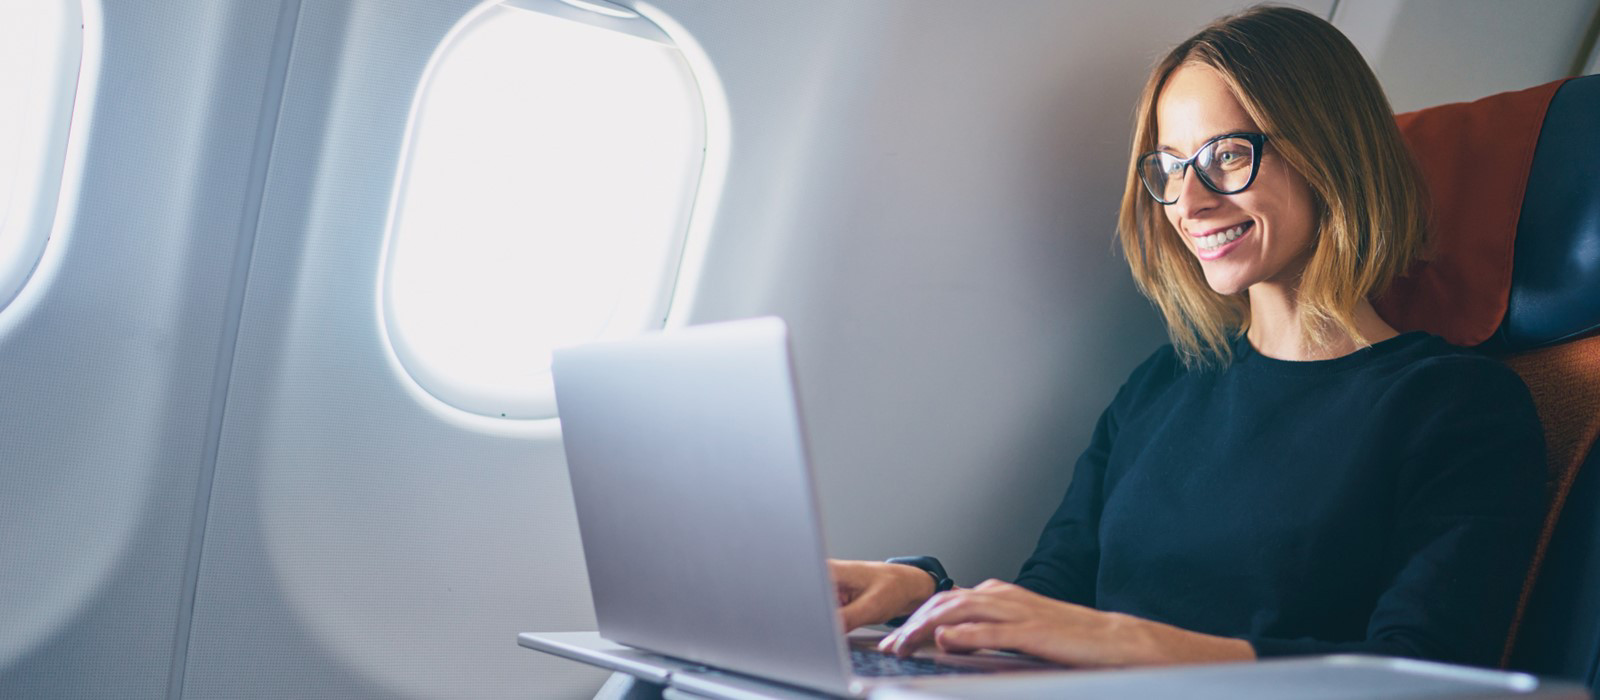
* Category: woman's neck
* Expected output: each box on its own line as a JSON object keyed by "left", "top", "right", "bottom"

{"left": 1245, "top": 282, "right": 1399, "bottom": 361}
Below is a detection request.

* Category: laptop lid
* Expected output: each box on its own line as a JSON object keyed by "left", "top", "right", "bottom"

{"left": 551, "top": 317, "right": 854, "bottom": 695}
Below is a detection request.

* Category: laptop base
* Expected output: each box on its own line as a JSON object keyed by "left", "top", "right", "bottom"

{"left": 521, "top": 631, "right": 1588, "bottom": 700}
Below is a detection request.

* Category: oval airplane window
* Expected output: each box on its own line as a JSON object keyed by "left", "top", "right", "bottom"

{"left": 0, "top": 0, "right": 82, "bottom": 314}
{"left": 380, "top": 0, "right": 710, "bottom": 420}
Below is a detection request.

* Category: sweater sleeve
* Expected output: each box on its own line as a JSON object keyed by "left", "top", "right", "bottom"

{"left": 1249, "top": 358, "right": 1546, "bottom": 667}
{"left": 1010, "top": 346, "right": 1178, "bottom": 604}
{"left": 1012, "top": 402, "right": 1113, "bottom": 605}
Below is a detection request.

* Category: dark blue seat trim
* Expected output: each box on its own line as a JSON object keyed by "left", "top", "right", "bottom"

{"left": 1498, "top": 74, "right": 1600, "bottom": 352}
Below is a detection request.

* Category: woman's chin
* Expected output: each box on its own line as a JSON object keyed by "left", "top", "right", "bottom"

{"left": 1201, "top": 273, "right": 1250, "bottom": 297}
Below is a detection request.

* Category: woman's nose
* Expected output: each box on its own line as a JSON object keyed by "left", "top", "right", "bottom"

{"left": 1170, "top": 166, "right": 1222, "bottom": 218}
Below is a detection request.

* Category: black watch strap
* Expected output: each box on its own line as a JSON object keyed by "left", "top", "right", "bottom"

{"left": 886, "top": 555, "right": 955, "bottom": 593}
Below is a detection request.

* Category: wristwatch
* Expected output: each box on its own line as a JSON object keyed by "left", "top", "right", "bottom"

{"left": 886, "top": 555, "right": 954, "bottom": 594}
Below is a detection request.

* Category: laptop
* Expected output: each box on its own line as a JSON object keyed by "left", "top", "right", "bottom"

{"left": 546, "top": 316, "right": 1059, "bottom": 697}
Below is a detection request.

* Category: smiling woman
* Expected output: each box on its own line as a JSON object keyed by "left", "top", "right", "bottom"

{"left": 833, "top": 5, "right": 1547, "bottom": 671}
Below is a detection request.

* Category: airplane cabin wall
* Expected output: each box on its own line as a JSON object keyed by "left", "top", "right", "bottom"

{"left": 2, "top": 1, "right": 1596, "bottom": 699}
{"left": 0, "top": 2, "right": 302, "bottom": 697}
{"left": 1335, "top": 0, "right": 1600, "bottom": 112}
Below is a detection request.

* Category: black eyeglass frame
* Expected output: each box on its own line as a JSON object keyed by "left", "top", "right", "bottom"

{"left": 1137, "top": 132, "right": 1270, "bottom": 205}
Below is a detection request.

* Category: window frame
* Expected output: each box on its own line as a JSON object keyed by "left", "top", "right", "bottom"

{"left": 376, "top": 0, "right": 719, "bottom": 424}
{"left": 0, "top": 0, "right": 86, "bottom": 316}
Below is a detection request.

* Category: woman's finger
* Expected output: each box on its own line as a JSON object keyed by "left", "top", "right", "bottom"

{"left": 880, "top": 591, "right": 965, "bottom": 649}
{"left": 877, "top": 595, "right": 956, "bottom": 654}
{"left": 839, "top": 585, "right": 894, "bottom": 631}
{"left": 881, "top": 591, "right": 1027, "bottom": 656}
{"left": 838, "top": 599, "right": 868, "bottom": 632}
{"left": 933, "top": 621, "right": 1016, "bottom": 654}
{"left": 876, "top": 588, "right": 954, "bottom": 646}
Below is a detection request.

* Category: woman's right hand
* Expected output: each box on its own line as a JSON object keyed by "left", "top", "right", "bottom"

{"left": 830, "top": 559, "right": 939, "bottom": 631}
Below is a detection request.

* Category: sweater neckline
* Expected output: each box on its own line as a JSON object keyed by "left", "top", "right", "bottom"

{"left": 1232, "top": 331, "right": 1434, "bottom": 375}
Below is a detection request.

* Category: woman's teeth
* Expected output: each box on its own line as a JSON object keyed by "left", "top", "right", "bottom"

{"left": 1197, "top": 223, "right": 1248, "bottom": 251}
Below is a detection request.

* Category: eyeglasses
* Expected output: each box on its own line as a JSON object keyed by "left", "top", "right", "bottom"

{"left": 1137, "top": 132, "right": 1269, "bottom": 205}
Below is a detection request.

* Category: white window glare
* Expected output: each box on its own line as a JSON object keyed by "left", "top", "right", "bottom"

{"left": 0, "top": 0, "right": 81, "bottom": 313}
{"left": 382, "top": 1, "right": 708, "bottom": 420}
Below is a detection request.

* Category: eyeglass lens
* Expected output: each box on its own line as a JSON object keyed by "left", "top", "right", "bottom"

{"left": 1140, "top": 136, "right": 1258, "bottom": 204}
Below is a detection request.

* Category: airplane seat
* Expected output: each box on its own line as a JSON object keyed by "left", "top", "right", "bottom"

{"left": 1374, "top": 73, "right": 1600, "bottom": 686}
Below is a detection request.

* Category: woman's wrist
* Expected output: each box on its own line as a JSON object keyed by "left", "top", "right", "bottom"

{"left": 1116, "top": 612, "right": 1257, "bottom": 664}
{"left": 881, "top": 556, "right": 952, "bottom": 623}
{"left": 885, "top": 562, "right": 938, "bottom": 616}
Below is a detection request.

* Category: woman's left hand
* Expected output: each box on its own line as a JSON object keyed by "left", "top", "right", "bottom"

{"left": 876, "top": 579, "right": 1256, "bottom": 668}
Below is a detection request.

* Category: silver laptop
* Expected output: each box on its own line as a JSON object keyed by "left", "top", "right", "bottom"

{"left": 549, "top": 316, "right": 1055, "bottom": 697}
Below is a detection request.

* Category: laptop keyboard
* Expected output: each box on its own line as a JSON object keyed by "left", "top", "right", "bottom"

{"left": 849, "top": 648, "right": 989, "bottom": 677}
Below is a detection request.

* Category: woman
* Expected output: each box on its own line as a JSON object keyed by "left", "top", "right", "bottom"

{"left": 832, "top": 5, "right": 1544, "bottom": 669}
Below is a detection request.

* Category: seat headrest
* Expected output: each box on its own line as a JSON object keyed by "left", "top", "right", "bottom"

{"left": 1373, "top": 79, "right": 1564, "bottom": 348}
{"left": 1497, "top": 74, "right": 1600, "bottom": 351}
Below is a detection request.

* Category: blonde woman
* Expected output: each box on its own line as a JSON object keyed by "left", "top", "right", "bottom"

{"left": 833, "top": 5, "right": 1544, "bottom": 669}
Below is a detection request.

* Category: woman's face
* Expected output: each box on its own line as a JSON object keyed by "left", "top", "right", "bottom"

{"left": 1154, "top": 63, "right": 1317, "bottom": 296}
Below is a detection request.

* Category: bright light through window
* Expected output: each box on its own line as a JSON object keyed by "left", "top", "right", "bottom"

{"left": 0, "top": 0, "right": 81, "bottom": 313}
{"left": 382, "top": 1, "right": 708, "bottom": 420}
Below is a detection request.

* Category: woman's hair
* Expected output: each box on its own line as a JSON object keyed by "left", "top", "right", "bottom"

{"left": 1116, "top": 4, "right": 1428, "bottom": 367}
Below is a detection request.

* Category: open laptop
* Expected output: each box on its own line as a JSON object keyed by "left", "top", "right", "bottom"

{"left": 544, "top": 317, "right": 1059, "bottom": 697}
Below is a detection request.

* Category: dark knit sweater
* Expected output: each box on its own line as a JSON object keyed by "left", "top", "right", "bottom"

{"left": 1014, "top": 332, "right": 1545, "bottom": 667}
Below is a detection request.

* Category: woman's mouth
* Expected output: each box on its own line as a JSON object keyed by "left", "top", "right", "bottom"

{"left": 1194, "top": 221, "right": 1252, "bottom": 259}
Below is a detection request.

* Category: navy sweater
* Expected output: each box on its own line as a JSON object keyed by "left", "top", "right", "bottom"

{"left": 1013, "top": 332, "right": 1545, "bottom": 667}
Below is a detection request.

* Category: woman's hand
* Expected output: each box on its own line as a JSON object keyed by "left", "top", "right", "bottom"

{"left": 830, "top": 559, "right": 938, "bottom": 631}
{"left": 877, "top": 579, "right": 1255, "bottom": 667}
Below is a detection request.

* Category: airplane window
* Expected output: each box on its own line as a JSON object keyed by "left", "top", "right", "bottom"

{"left": 381, "top": 0, "right": 709, "bottom": 420}
{"left": 0, "top": 0, "right": 82, "bottom": 313}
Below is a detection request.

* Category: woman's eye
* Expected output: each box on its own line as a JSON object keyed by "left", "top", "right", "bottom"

{"left": 1214, "top": 148, "right": 1250, "bottom": 168}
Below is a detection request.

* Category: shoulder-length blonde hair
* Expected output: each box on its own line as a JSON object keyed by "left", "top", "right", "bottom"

{"left": 1117, "top": 4, "right": 1428, "bottom": 367}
